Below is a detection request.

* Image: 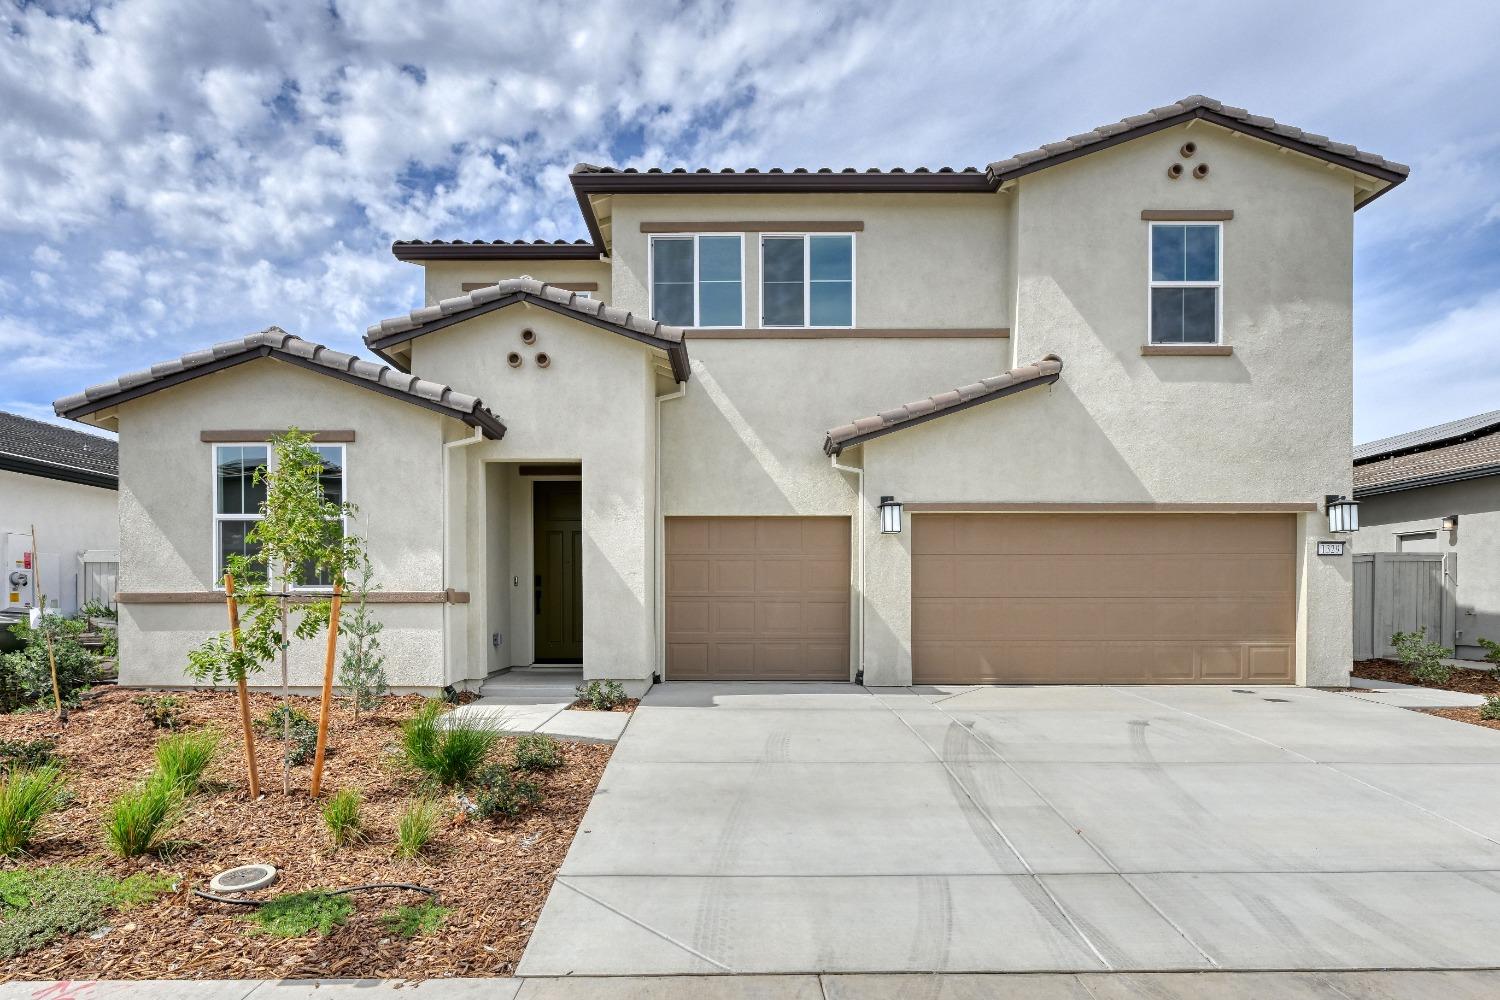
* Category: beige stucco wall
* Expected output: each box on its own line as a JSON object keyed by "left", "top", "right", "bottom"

{"left": 113, "top": 359, "right": 451, "bottom": 690}
{"left": 1352, "top": 477, "right": 1500, "bottom": 658}
{"left": 408, "top": 303, "right": 659, "bottom": 686}
{"left": 1, "top": 468, "right": 118, "bottom": 614}
{"left": 607, "top": 192, "right": 1008, "bottom": 329}
{"left": 422, "top": 260, "right": 610, "bottom": 305}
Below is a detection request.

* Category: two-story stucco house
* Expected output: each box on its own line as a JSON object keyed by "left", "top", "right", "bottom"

{"left": 53, "top": 95, "right": 1408, "bottom": 692}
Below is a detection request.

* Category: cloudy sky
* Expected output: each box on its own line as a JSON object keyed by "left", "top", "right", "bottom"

{"left": 2, "top": 0, "right": 1496, "bottom": 444}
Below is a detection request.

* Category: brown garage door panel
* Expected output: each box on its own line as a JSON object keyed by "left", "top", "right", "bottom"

{"left": 912, "top": 513, "right": 1296, "bottom": 685}
{"left": 666, "top": 516, "right": 850, "bottom": 680}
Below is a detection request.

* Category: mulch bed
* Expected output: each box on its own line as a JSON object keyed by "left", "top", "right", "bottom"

{"left": 0, "top": 688, "right": 610, "bottom": 980}
{"left": 1417, "top": 706, "right": 1500, "bottom": 732}
{"left": 1353, "top": 658, "right": 1500, "bottom": 695}
{"left": 567, "top": 698, "right": 639, "bottom": 713}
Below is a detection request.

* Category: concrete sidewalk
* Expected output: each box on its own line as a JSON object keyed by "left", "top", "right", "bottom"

{"left": 10, "top": 972, "right": 1500, "bottom": 999}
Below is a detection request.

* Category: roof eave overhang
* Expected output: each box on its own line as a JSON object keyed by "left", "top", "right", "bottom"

{"left": 391, "top": 242, "right": 602, "bottom": 263}
{"left": 366, "top": 292, "right": 690, "bottom": 384}
{"left": 1354, "top": 462, "right": 1500, "bottom": 498}
{"left": 0, "top": 452, "right": 116, "bottom": 490}
{"left": 985, "top": 107, "right": 1407, "bottom": 209}
{"left": 824, "top": 371, "right": 1060, "bottom": 456}
{"left": 56, "top": 346, "right": 506, "bottom": 441}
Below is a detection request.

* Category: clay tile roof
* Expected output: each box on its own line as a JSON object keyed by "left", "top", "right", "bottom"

{"left": 824, "top": 354, "right": 1062, "bottom": 455}
{"left": 986, "top": 95, "right": 1409, "bottom": 193}
{"left": 363, "top": 277, "right": 690, "bottom": 383}
{"left": 53, "top": 328, "right": 505, "bottom": 440}
{"left": 0, "top": 410, "right": 118, "bottom": 488}
{"left": 1353, "top": 409, "right": 1500, "bottom": 495}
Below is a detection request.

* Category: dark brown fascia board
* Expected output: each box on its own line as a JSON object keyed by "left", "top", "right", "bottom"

{"left": 825, "top": 372, "right": 1060, "bottom": 455}
{"left": 987, "top": 107, "right": 1407, "bottom": 207}
{"left": 571, "top": 171, "right": 993, "bottom": 196}
{"left": 903, "top": 501, "right": 1319, "bottom": 513}
{"left": 59, "top": 347, "right": 506, "bottom": 441}
{"left": 0, "top": 452, "right": 116, "bottom": 490}
{"left": 367, "top": 290, "right": 691, "bottom": 384}
{"left": 391, "top": 242, "right": 601, "bottom": 262}
{"left": 1354, "top": 463, "right": 1500, "bottom": 498}
{"left": 200, "top": 430, "right": 356, "bottom": 443}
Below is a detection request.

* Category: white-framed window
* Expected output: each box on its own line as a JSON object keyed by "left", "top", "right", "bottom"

{"left": 212, "top": 442, "right": 346, "bottom": 589}
{"left": 1148, "top": 222, "right": 1221, "bottom": 344}
{"left": 648, "top": 234, "right": 744, "bottom": 327}
{"left": 760, "top": 233, "right": 855, "bottom": 328}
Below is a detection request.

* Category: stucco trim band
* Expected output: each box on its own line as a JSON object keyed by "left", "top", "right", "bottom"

{"left": 1140, "top": 210, "right": 1235, "bottom": 221}
{"left": 690, "top": 328, "right": 1009, "bottom": 341}
{"left": 200, "top": 430, "right": 356, "bottom": 443}
{"left": 903, "top": 502, "right": 1319, "bottom": 513}
{"left": 117, "top": 590, "right": 471, "bottom": 605}
{"left": 640, "top": 221, "right": 866, "bottom": 233}
{"left": 1140, "top": 345, "right": 1234, "bottom": 356}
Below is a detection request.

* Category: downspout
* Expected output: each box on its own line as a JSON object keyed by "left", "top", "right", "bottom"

{"left": 830, "top": 450, "right": 865, "bottom": 684}
{"left": 654, "top": 380, "right": 688, "bottom": 684}
{"left": 442, "top": 425, "right": 486, "bottom": 688}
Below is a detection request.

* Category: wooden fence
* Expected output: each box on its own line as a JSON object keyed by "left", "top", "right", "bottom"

{"left": 1352, "top": 552, "right": 1456, "bottom": 660}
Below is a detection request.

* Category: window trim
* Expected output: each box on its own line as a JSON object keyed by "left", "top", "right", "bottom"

{"left": 646, "top": 233, "right": 746, "bottom": 329}
{"left": 211, "top": 441, "right": 349, "bottom": 593}
{"left": 1147, "top": 221, "right": 1223, "bottom": 346}
{"left": 758, "top": 232, "right": 857, "bottom": 329}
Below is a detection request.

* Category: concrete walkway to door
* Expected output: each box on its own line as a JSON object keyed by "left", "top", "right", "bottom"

{"left": 518, "top": 682, "right": 1500, "bottom": 976}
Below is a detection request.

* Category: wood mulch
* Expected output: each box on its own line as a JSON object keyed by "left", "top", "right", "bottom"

{"left": 1417, "top": 706, "right": 1500, "bottom": 732}
{"left": 567, "top": 698, "right": 639, "bottom": 713}
{"left": 0, "top": 688, "right": 611, "bottom": 980}
{"left": 1353, "top": 658, "right": 1500, "bottom": 695}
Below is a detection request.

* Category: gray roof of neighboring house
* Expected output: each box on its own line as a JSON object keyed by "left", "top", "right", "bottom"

{"left": 0, "top": 410, "right": 118, "bottom": 489}
{"left": 1354, "top": 409, "right": 1500, "bottom": 462}
{"left": 986, "top": 95, "right": 1410, "bottom": 192}
{"left": 53, "top": 328, "right": 505, "bottom": 439}
{"left": 824, "top": 354, "right": 1063, "bottom": 455}
{"left": 365, "top": 277, "right": 691, "bottom": 383}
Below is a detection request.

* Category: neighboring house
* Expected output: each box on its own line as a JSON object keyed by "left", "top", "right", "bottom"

{"left": 1351, "top": 409, "right": 1500, "bottom": 660}
{"left": 0, "top": 411, "right": 119, "bottom": 616}
{"left": 54, "top": 95, "right": 1408, "bottom": 692}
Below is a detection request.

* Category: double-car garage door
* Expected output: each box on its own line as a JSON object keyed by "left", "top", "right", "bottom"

{"left": 664, "top": 512, "right": 1296, "bottom": 684}
{"left": 912, "top": 513, "right": 1297, "bottom": 685}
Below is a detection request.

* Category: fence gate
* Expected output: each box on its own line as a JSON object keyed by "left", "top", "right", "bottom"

{"left": 1352, "top": 552, "right": 1456, "bottom": 659}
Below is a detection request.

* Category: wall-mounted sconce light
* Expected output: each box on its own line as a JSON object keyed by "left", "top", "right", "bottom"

{"left": 1442, "top": 514, "right": 1459, "bottom": 532}
{"left": 1325, "top": 494, "right": 1360, "bottom": 534}
{"left": 879, "top": 495, "right": 903, "bottom": 534}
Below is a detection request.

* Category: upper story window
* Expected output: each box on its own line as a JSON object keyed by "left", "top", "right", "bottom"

{"left": 213, "top": 443, "right": 346, "bottom": 589}
{"left": 761, "top": 234, "right": 854, "bottom": 328}
{"left": 1149, "top": 223, "right": 1220, "bottom": 344}
{"left": 649, "top": 234, "right": 744, "bottom": 327}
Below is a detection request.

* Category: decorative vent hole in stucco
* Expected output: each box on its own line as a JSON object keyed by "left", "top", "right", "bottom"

{"left": 1193, "top": 163, "right": 1210, "bottom": 179}
{"left": 1167, "top": 163, "right": 1183, "bottom": 179}
{"left": 521, "top": 328, "right": 536, "bottom": 345}
{"left": 1180, "top": 141, "right": 1197, "bottom": 158}
{"left": 507, "top": 352, "right": 522, "bottom": 368}
{"left": 535, "top": 352, "right": 551, "bottom": 369}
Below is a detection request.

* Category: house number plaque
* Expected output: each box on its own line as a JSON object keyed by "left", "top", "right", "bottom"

{"left": 1316, "top": 541, "right": 1346, "bottom": 556}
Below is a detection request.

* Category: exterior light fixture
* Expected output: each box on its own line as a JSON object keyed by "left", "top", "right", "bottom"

{"left": 1442, "top": 514, "right": 1459, "bottom": 532}
{"left": 879, "top": 496, "right": 903, "bottom": 534}
{"left": 1325, "top": 494, "right": 1359, "bottom": 534}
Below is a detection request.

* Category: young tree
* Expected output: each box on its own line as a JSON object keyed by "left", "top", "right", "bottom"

{"left": 338, "top": 551, "right": 388, "bottom": 722}
{"left": 187, "top": 428, "right": 359, "bottom": 796}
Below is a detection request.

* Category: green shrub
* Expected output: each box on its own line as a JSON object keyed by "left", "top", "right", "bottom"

{"left": 574, "top": 679, "right": 628, "bottom": 711}
{"left": 321, "top": 788, "right": 363, "bottom": 848}
{"left": 1391, "top": 627, "right": 1455, "bottom": 685}
{"left": 395, "top": 799, "right": 439, "bottom": 860}
{"left": 381, "top": 900, "right": 447, "bottom": 938}
{"left": 0, "top": 866, "right": 174, "bottom": 959}
{"left": 134, "top": 694, "right": 186, "bottom": 730}
{"left": 0, "top": 738, "right": 60, "bottom": 771}
{"left": 103, "top": 772, "right": 183, "bottom": 858}
{"left": 1, "top": 614, "right": 100, "bottom": 712}
{"left": 1478, "top": 637, "right": 1500, "bottom": 668}
{"left": 513, "top": 733, "right": 562, "bottom": 771}
{"left": 472, "top": 764, "right": 540, "bottom": 820}
{"left": 248, "top": 890, "right": 353, "bottom": 937}
{"left": 1481, "top": 695, "right": 1500, "bottom": 721}
{"left": 0, "top": 764, "right": 68, "bottom": 857}
{"left": 257, "top": 704, "right": 319, "bottom": 766}
{"left": 155, "top": 730, "right": 220, "bottom": 793}
{"left": 400, "top": 700, "right": 497, "bottom": 786}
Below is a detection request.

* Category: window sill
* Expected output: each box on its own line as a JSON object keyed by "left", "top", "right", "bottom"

{"left": 1141, "top": 344, "right": 1233, "bottom": 356}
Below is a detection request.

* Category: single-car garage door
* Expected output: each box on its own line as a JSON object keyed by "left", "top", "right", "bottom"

{"left": 912, "top": 513, "right": 1296, "bottom": 684}
{"left": 666, "top": 517, "right": 850, "bottom": 680}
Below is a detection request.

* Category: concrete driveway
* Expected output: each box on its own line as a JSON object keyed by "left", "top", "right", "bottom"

{"left": 519, "top": 683, "right": 1500, "bottom": 976}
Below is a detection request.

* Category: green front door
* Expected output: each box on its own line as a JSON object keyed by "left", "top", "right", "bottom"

{"left": 533, "top": 481, "right": 583, "bottom": 662}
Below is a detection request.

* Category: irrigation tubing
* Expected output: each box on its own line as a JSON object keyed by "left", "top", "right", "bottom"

{"left": 193, "top": 882, "right": 439, "bottom": 907}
